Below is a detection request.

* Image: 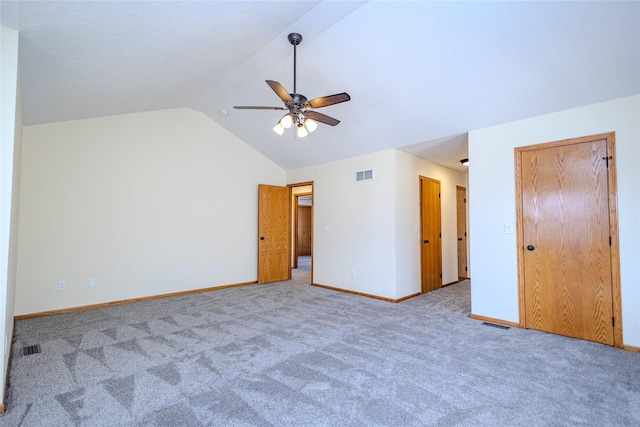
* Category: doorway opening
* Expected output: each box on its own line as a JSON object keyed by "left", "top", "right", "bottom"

{"left": 289, "top": 182, "right": 313, "bottom": 285}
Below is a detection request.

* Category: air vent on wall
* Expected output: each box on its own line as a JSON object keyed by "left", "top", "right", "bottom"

{"left": 355, "top": 169, "right": 374, "bottom": 182}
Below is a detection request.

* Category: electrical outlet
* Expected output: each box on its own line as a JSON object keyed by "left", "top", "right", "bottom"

{"left": 58, "top": 281, "right": 67, "bottom": 291}
{"left": 88, "top": 278, "right": 96, "bottom": 288}
{"left": 351, "top": 269, "right": 356, "bottom": 278}
{"left": 184, "top": 268, "right": 190, "bottom": 277}
{"left": 207, "top": 266, "right": 213, "bottom": 274}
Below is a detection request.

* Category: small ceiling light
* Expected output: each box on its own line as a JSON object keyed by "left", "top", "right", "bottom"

{"left": 280, "top": 114, "right": 293, "bottom": 129}
{"left": 297, "top": 123, "right": 308, "bottom": 138}
{"left": 460, "top": 158, "right": 469, "bottom": 166}
{"left": 305, "top": 118, "right": 318, "bottom": 133}
{"left": 273, "top": 123, "right": 285, "bottom": 135}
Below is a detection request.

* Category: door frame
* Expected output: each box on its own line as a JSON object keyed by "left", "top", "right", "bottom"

{"left": 288, "top": 181, "right": 314, "bottom": 281}
{"left": 515, "top": 132, "right": 622, "bottom": 347}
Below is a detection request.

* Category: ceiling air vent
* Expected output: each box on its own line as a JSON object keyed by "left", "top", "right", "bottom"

{"left": 355, "top": 169, "right": 374, "bottom": 182}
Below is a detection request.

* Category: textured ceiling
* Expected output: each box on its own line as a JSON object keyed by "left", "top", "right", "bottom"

{"left": 2, "top": 1, "right": 639, "bottom": 172}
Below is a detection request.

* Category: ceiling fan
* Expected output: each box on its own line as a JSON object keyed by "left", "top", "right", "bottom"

{"left": 233, "top": 33, "right": 350, "bottom": 138}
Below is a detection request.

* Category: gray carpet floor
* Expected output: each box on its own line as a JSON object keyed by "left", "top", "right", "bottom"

{"left": 2, "top": 258, "right": 639, "bottom": 426}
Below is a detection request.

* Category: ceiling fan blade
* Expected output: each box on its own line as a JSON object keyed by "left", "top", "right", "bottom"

{"left": 266, "top": 80, "right": 293, "bottom": 103}
{"left": 307, "top": 93, "right": 350, "bottom": 109}
{"left": 233, "top": 106, "right": 287, "bottom": 110}
{"left": 304, "top": 110, "right": 340, "bottom": 126}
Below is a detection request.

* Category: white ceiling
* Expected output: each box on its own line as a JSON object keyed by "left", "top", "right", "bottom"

{"left": 2, "top": 1, "right": 639, "bottom": 172}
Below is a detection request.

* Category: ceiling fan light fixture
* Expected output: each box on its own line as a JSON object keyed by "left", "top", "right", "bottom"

{"left": 297, "top": 124, "right": 308, "bottom": 138}
{"left": 273, "top": 122, "right": 285, "bottom": 135}
{"left": 234, "top": 33, "right": 350, "bottom": 139}
{"left": 305, "top": 118, "right": 318, "bottom": 133}
{"left": 280, "top": 114, "right": 293, "bottom": 129}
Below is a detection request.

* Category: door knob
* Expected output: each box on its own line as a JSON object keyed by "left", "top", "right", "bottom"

{"left": 423, "top": 240, "right": 429, "bottom": 244}
{"left": 526, "top": 245, "right": 535, "bottom": 251}
{"left": 260, "top": 236, "right": 265, "bottom": 240}
{"left": 458, "top": 238, "right": 463, "bottom": 241}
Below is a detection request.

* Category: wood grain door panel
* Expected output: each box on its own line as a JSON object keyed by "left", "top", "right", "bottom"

{"left": 521, "top": 139, "right": 613, "bottom": 345}
{"left": 456, "top": 186, "right": 468, "bottom": 280}
{"left": 420, "top": 176, "right": 442, "bottom": 293}
{"left": 258, "top": 184, "right": 291, "bottom": 284}
{"left": 297, "top": 205, "right": 312, "bottom": 256}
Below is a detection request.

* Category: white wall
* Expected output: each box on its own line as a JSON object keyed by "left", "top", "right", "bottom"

{"left": 394, "top": 150, "right": 468, "bottom": 298}
{"left": 469, "top": 95, "right": 640, "bottom": 347}
{"left": 287, "top": 149, "right": 467, "bottom": 300}
{"left": 288, "top": 149, "right": 398, "bottom": 298}
{"left": 1, "top": 25, "right": 22, "bottom": 409}
{"left": 16, "top": 108, "right": 285, "bottom": 315}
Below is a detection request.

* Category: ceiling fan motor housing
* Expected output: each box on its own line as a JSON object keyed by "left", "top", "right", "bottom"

{"left": 288, "top": 33, "right": 303, "bottom": 46}
{"left": 287, "top": 93, "right": 308, "bottom": 118}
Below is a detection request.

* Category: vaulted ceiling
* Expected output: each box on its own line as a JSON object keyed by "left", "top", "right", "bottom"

{"left": 2, "top": 1, "right": 638, "bottom": 172}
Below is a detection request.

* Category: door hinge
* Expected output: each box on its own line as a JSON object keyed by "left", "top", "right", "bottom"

{"left": 612, "top": 316, "right": 615, "bottom": 327}
{"left": 438, "top": 193, "right": 441, "bottom": 198}
{"left": 609, "top": 236, "right": 612, "bottom": 246}
{"left": 439, "top": 233, "right": 441, "bottom": 238}
{"left": 464, "top": 198, "right": 466, "bottom": 203}
{"left": 465, "top": 266, "right": 468, "bottom": 271}
{"left": 602, "top": 156, "right": 613, "bottom": 167}
{"left": 464, "top": 232, "right": 467, "bottom": 237}
{"left": 439, "top": 273, "right": 442, "bottom": 278}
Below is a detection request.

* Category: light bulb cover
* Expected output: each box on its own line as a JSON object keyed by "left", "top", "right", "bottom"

{"left": 304, "top": 118, "right": 318, "bottom": 133}
{"left": 273, "top": 123, "right": 284, "bottom": 135}
{"left": 460, "top": 158, "right": 469, "bottom": 166}
{"left": 280, "top": 114, "right": 293, "bottom": 129}
{"left": 297, "top": 124, "right": 308, "bottom": 138}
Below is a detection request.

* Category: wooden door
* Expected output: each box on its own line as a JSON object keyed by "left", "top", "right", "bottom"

{"left": 420, "top": 176, "right": 442, "bottom": 293}
{"left": 258, "top": 184, "right": 291, "bottom": 284}
{"left": 456, "top": 186, "right": 468, "bottom": 280}
{"left": 518, "top": 135, "right": 618, "bottom": 345}
{"left": 297, "top": 205, "right": 312, "bottom": 256}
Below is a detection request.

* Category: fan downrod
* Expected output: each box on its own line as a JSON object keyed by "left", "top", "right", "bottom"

{"left": 288, "top": 33, "right": 302, "bottom": 46}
